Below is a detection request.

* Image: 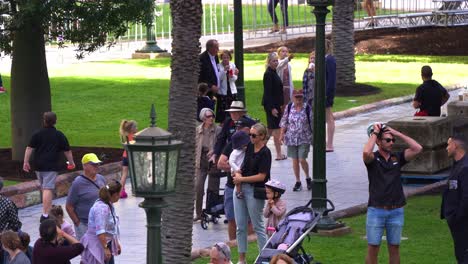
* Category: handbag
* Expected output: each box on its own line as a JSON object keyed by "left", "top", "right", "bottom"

{"left": 253, "top": 186, "right": 267, "bottom": 200}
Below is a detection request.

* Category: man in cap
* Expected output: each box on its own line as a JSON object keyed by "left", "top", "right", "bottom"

{"left": 217, "top": 117, "right": 256, "bottom": 241}
{"left": 412, "top": 65, "right": 449, "bottom": 116}
{"left": 363, "top": 123, "right": 422, "bottom": 264}
{"left": 212, "top": 101, "right": 255, "bottom": 164}
{"left": 23, "top": 111, "right": 75, "bottom": 222}
{"left": 0, "top": 177, "right": 22, "bottom": 232}
{"left": 209, "top": 242, "right": 233, "bottom": 264}
{"left": 441, "top": 135, "right": 468, "bottom": 263}
{"left": 66, "top": 153, "right": 106, "bottom": 239}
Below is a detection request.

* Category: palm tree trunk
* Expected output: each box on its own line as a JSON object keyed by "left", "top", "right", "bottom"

{"left": 162, "top": 1, "right": 202, "bottom": 263}
{"left": 332, "top": 0, "right": 356, "bottom": 93}
{"left": 10, "top": 21, "right": 51, "bottom": 161}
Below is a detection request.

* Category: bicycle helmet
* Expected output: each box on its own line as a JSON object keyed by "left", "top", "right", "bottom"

{"left": 366, "top": 122, "right": 387, "bottom": 138}
{"left": 265, "top": 179, "right": 286, "bottom": 194}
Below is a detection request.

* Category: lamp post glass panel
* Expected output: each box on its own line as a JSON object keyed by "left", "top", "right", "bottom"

{"left": 123, "top": 105, "right": 183, "bottom": 264}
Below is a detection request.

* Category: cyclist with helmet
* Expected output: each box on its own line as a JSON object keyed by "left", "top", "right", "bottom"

{"left": 263, "top": 179, "right": 287, "bottom": 237}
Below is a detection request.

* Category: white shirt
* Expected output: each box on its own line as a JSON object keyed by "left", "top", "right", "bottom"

{"left": 209, "top": 53, "right": 219, "bottom": 86}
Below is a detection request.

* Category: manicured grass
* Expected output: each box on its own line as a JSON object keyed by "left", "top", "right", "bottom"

{"left": 1, "top": 54, "right": 467, "bottom": 148}
{"left": 2, "top": 180, "right": 19, "bottom": 187}
{"left": 192, "top": 195, "right": 455, "bottom": 264}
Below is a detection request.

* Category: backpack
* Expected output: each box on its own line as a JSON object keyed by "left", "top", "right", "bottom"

{"left": 286, "top": 102, "right": 313, "bottom": 133}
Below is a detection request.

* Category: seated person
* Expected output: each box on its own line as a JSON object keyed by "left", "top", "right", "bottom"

{"left": 210, "top": 242, "right": 233, "bottom": 264}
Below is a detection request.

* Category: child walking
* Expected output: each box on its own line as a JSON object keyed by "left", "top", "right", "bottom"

{"left": 197, "top": 82, "right": 215, "bottom": 122}
{"left": 229, "top": 131, "right": 251, "bottom": 199}
{"left": 263, "top": 179, "right": 287, "bottom": 237}
{"left": 119, "top": 119, "right": 137, "bottom": 198}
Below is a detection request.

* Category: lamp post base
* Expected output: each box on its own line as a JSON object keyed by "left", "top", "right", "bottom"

{"left": 136, "top": 41, "right": 167, "bottom": 53}
{"left": 139, "top": 197, "right": 168, "bottom": 264}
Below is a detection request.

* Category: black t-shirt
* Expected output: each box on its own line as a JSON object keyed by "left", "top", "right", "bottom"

{"left": 222, "top": 142, "right": 235, "bottom": 188}
{"left": 241, "top": 143, "right": 271, "bottom": 188}
{"left": 28, "top": 127, "right": 70, "bottom": 171}
{"left": 365, "top": 151, "right": 407, "bottom": 207}
{"left": 414, "top": 80, "right": 448, "bottom": 116}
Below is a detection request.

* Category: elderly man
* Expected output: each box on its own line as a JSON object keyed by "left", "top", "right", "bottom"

{"left": 66, "top": 153, "right": 106, "bottom": 239}
{"left": 209, "top": 242, "right": 233, "bottom": 264}
{"left": 23, "top": 111, "right": 75, "bottom": 222}
{"left": 441, "top": 135, "right": 468, "bottom": 263}
{"left": 412, "top": 65, "right": 449, "bottom": 116}
{"left": 363, "top": 123, "right": 422, "bottom": 264}
{"left": 0, "top": 178, "right": 22, "bottom": 232}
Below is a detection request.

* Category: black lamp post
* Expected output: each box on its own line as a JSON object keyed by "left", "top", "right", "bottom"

{"left": 307, "top": 0, "right": 344, "bottom": 230}
{"left": 233, "top": 0, "right": 245, "bottom": 103}
{"left": 136, "top": 1, "right": 167, "bottom": 54}
{"left": 123, "top": 104, "right": 183, "bottom": 264}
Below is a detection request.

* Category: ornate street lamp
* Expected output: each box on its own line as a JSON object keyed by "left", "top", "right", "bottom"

{"left": 307, "top": 0, "right": 344, "bottom": 230}
{"left": 123, "top": 104, "right": 183, "bottom": 264}
{"left": 136, "top": 1, "right": 167, "bottom": 54}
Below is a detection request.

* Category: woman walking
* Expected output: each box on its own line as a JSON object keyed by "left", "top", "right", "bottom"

{"left": 232, "top": 123, "right": 271, "bottom": 264}
{"left": 80, "top": 180, "right": 122, "bottom": 264}
{"left": 280, "top": 90, "right": 313, "bottom": 191}
{"left": 119, "top": 120, "right": 137, "bottom": 198}
{"left": 262, "top": 52, "right": 285, "bottom": 161}
{"left": 216, "top": 50, "right": 238, "bottom": 124}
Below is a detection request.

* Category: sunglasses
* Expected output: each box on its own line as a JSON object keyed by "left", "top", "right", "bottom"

{"left": 214, "top": 243, "right": 228, "bottom": 259}
{"left": 249, "top": 133, "right": 259, "bottom": 139}
{"left": 382, "top": 138, "right": 396, "bottom": 143}
{"left": 205, "top": 115, "right": 214, "bottom": 119}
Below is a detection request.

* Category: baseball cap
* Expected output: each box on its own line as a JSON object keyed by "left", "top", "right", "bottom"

{"left": 235, "top": 117, "right": 256, "bottom": 129}
{"left": 81, "top": 153, "right": 102, "bottom": 164}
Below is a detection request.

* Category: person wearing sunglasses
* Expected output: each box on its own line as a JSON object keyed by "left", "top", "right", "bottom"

{"left": 194, "top": 108, "right": 220, "bottom": 222}
{"left": 363, "top": 123, "right": 422, "bottom": 264}
{"left": 209, "top": 242, "right": 232, "bottom": 264}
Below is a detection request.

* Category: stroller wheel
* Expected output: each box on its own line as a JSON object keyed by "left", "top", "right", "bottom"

{"left": 201, "top": 218, "right": 208, "bottom": 229}
{"left": 212, "top": 215, "right": 218, "bottom": 224}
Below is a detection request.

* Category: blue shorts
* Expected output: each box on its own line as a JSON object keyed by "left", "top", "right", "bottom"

{"left": 366, "top": 207, "right": 404, "bottom": 246}
{"left": 36, "top": 171, "right": 58, "bottom": 190}
{"left": 224, "top": 185, "right": 235, "bottom": 221}
{"left": 122, "top": 157, "right": 129, "bottom": 167}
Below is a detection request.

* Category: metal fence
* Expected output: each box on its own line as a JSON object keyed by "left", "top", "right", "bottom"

{"left": 118, "top": 0, "right": 446, "bottom": 43}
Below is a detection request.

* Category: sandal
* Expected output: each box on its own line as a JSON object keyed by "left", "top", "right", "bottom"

{"left": 275, "top": 154, "right": 287, "bottom": 161}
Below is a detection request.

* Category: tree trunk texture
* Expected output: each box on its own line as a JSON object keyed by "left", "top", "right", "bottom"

{"left": 332, "top": 0, "right": 356, "bottom": 92}
{"left": 10, "top": 21, "right": 51, "bottom": 161}
{"left": 162, "top": 0, "right": 202, "bottom": 263}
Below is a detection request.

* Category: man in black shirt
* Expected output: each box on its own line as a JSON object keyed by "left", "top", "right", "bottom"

{"left": 23, "top": 112, "right": 75, "bottom": 222}
{"left": 441, "top": 135, "right": 468, "bottom": 264}
{"left": 412, "top": 65, "right": 449, "bottom": 116}
{"left": 363, "top": 123, "right": 422, "bottom": 264}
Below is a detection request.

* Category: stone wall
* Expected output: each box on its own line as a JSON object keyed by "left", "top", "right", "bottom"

{"left": 0, "top": 162, "right": 121, "bottom": 209}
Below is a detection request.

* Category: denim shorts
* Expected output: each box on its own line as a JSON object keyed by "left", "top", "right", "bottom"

{"left": 366, "top": 206, "right": 404, "bottom": 246}
{"left": 224, "top": 185, "right": 235, "bottom": 221}
{"left": 36, "top": 171, "right": 58, "bottom": 190}
{"left": 287, "top": 144, "right": 310, "bottom": 159}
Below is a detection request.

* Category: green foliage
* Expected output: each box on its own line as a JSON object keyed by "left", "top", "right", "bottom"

{"left": 192, "top": 195, "right": 454, "bottom": 264}
{"left": 0, "top": 0, "right": 153, "bottom": 57}
{"left": 1, "top": 54, "right": 467, "bottom": 148}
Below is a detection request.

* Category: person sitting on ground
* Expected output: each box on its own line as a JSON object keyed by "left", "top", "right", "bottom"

{"left": 229, "top": 131, "right": 251, "bottom": 199}
{"left": 1, "top": 231, "right": 31, "bottom": 264}
{"left": 49, "top": 205, "right": 75, "bottom": 238}
{"left": 0, "top": 177, "right": 22, "bottom": 232}
{"left": 412, "top": 65, "right": 450, "bottom": 116}
{"left": 197, "top": 82, "right": 215, "bottom": 122}
{"left": 209, "top": 242, "right": 233, "bottom": 264}
{"left": 270, "top": 253, "right": 294, "bottom": 264}
{"left": 17, "top": 231, "right": 33, "bottom": 262}
{"left": 263, "top": 180, "right": 287, "bottom": 237}
{"left": 32, "top": 219, "right": 84, "bottom": 264}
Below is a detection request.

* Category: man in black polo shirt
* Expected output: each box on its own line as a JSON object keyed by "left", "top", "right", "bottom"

{"left": 363, "top": 123, "right": 422, "bottom": 264}
{"left": 412, "top": 65, "right": 449, "bottom": 116}
{"left": 441, "top": 135, "right": 468, "bottom": 264}
{"left": 23, "top": 112, "right": 75, "bottom": 222}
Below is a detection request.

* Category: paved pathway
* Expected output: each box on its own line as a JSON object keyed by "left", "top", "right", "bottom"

{"left": 17, "top": 90, "right": 460, "bottom": 263}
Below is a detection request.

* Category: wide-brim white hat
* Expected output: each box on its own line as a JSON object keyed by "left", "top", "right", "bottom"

{"left": 225, "top": 101, "right": 247, "bottom": 112}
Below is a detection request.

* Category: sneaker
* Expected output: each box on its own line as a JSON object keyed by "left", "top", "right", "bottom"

{"left": 293, "top": 182, "right": 302, "bottom": 192}
{"left": 306, "top": 178, "right": 312, "bottom": 190}
{"left": 0, "top": 87, "right": 5, "bottom": 93}
{"left": 39, "top": 215, "right": 49, "bottom": 223}
{"left": 120, "top": 188, "right": 128, "bottom": 199}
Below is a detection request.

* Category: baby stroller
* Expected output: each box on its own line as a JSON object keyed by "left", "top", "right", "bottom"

{"left": 254, "top": 198, "right": 336, "bottom": 264}
{"left": 200, "top": 169, "right": 229, "bottom": 229}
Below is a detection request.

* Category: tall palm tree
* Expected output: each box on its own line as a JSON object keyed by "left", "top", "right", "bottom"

{"left": 331, "top": 0, "right": 356, "bottom": 93}
{"left": 161, "top": 0, "right": 202, "bottom": 263}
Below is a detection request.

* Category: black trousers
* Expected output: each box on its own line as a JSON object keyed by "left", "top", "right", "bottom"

{"left": 449, "top": 222, "right": 468, "bottom": 264}
{"left": 267, "top": 0, "right": 289, "bottom": 26}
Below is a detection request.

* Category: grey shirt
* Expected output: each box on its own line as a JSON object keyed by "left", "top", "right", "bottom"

{"left": 7, "top": 251, "right": 31, "bottom": 264}
{"left": 66, "top": 174, "right": 106, "bottom": 225}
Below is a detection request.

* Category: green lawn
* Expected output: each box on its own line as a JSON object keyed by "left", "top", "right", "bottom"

{"left": 1, "top": 54, "right": 467, "bottom": 148}
{"left": 192, "top": 195, "right": 455, "bottom": 264}
{"left": 2, "top": 180, "right": 19, "bottom": 187}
